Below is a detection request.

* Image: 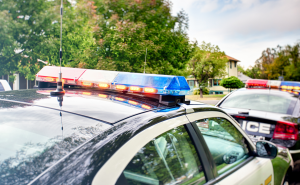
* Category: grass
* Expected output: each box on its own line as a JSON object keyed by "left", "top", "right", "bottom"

{"left": 186, "top": 94, "right": 226, "bottom": 101}
{"left": 203, "top": 94, "right": 226, "bottom": 98}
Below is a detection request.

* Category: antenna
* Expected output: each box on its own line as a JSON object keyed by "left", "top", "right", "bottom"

{"left": 51, "top": 0, "right": 65, "bottom": 95}
{"left": 144, "top": 48, "right": 147, "bottom": 74}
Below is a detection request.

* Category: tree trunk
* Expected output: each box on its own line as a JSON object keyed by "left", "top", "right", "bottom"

{"left": 200, "top": 88, "right": 203, "bottom": 98}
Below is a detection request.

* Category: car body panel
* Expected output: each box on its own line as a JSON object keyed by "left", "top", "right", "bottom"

{"left": 92, "top": 115, "right": 190, "bottom": 185}
{"left": 214, "top": 157, "right": 274, "bottom": 185}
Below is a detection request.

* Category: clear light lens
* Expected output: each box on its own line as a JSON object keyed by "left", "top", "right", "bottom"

{"left": 98, "top": 94, "right": 108, "bottom": 98}
{"left": 142, "top": 104, "right": 151, "bottom": 109}
{"left": 130, "top": 86, "right": 142, "bottom": 92}
{"left": 116, "top": 85, "right": 127, "bottom": 90}
{"left": 115, "top": 97, "right": 125, "bottom": 101}
{"left": 128, "top": 100, "right": 138, "bottom": 105}
{"left": 82, "top": 92, "right": 91, "bottom": 95}
{"left": 83, "top": 82, "right": 92, "bottom": 86}
{"left": 144, "top": 87, "right": 157, "bottom": 93}
{"left": 99, "top": 83, "right": 109, "bottom": 88}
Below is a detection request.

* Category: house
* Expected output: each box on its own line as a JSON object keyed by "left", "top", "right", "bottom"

{"left": 0, "top": 58, "right": 47, "bottom": 90}
{"left": 186, "top": 55, "right": 240, "bottom": 94}
{"left": 238, "top": 72, "right": 252, "bottom": 84}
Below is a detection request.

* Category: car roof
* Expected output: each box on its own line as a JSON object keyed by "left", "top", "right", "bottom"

{"left": 0, "top": 88, "right": 171, "bottom": 124}
{"left": 235, "top": 87, "right": 300, "bottom": 97}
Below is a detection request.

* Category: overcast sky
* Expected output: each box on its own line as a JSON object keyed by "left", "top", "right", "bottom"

{"left": 171, "top": 0, "right": 300, "bottom": 68}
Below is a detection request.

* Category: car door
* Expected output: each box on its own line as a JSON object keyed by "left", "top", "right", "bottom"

{"left": 91, "top": 114, "right": 211, "bottom": 185}
{"left": 186, "top": 111, "right": 275, "bottom": 185}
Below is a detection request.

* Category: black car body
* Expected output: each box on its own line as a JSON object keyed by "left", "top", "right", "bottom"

{"left": 216, "top": 88, "right": 300, "bottom": 161}
{"left": 0, "top": 88, "right": 291, "bottom": 185}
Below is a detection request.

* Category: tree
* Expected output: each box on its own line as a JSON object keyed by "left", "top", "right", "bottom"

{"left": 92, "top": 0, "right": 195, "bottom": 75}
{"left": 0, "top": 0, "right": 56, "bottom": 81}
{"left": 220, "top": 76, "right": 244, "bottom": 92}
{"left": 188, "top": 42, "right": 228, "bottom": 98}
{"left": 45, "top": 0, "right": 98, "bottom": 69}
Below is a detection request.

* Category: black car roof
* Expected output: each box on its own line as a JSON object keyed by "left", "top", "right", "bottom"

{"left": 0, "top": 88, "right": 170, "bottom": 124}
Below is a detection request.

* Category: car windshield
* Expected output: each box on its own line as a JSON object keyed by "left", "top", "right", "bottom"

{"left": 220, "top": 90, "right": 298, "bottom": 115}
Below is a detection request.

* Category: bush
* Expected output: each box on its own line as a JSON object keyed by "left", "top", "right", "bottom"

{"left": 193, "top": 87, "right": 209, "bottom": 95}
{"left": 220, "top": 76, "right": 244, "bottom": 89}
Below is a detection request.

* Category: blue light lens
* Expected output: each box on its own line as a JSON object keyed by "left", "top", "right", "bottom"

{"left": 280, "top": 81, "right": 300, "bottom": 90}
{"left": 112, "top": 73, "right": 190, "bottom": 95}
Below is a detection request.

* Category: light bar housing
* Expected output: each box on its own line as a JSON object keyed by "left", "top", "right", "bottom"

{"left": 36, "top": 66, "right": 190, "bottom": 97}
{"left": 245, "top": 79, "right": 300, "bottom": 95}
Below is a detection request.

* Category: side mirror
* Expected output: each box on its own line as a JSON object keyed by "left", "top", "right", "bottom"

{"left": 256, "top": 141, "right": 278, "bottom": 159}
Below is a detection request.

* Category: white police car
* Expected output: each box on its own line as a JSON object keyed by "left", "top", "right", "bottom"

{"left": 0, "top": 79, "right": 12, "bottom": 91}
{"left": 0, "top": 67, "right": 289, "bottom": 185}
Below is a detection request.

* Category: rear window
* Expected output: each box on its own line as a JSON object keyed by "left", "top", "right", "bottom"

{"left": 0, "top": 101, "right": 111, "bottom": 184}
{"left": 220, "top": 91, "right": 297, "bottom": 115}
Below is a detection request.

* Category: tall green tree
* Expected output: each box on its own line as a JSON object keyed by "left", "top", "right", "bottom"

{"left": 0, "top": 0, "right": 56, "bottom": 81}
{"left": 188, "top": 42, "right": 228, "bottom": 98}
{"left": 92, "top": 0, "right": 195, "bottom": 75}
{"left": 0, "top": 10, "right": 20, "bottom": 81}
{"left": 45, "top": 0, "right": 98, "bottom": 69}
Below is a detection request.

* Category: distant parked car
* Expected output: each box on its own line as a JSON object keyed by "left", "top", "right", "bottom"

{"left": 0, "top": 80, "right": 12, "bottom": 91}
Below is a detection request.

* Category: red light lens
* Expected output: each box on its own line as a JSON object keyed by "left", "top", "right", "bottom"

{"left": 246, "top": 79, "right": 268, "bottom": 88}
{"left": 233, "top": 115, "right": 246, "bottom": 119}
{"left": 273, "top": 121, "right": 299, "bottom": 140}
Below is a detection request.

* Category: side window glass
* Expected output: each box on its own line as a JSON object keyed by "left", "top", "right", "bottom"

{"left": 118, "top": 125, "right": 206, "bottom": 185}
{"left": 194, "top": 117, "right": 250, "bottom": 175}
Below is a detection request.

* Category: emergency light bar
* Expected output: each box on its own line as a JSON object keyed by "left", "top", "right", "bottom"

{"left": 36, "top": 66, "right": 86, "bottom": 85}
{"left": 36, "top": 66, "right": 190, "bottom": 97}
{"left": 245, "top": 79, "right": 300, "bottom": 94}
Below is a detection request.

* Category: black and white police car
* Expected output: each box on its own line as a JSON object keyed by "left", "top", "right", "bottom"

{"left": 216, "top": 80, "right": 300, "bottom": 158}
{"left": 0, "top": 67, "right": 291, "bottom": 185}
{"left": 0, "top": 79, "right": 12, "bottom": 91}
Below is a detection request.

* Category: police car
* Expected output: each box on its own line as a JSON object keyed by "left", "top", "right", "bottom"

{"left": 0, "top": 67, "right": 290, "bottom": 185}
{"left": 0, "top": 79, "right": 12, "bottom": 91}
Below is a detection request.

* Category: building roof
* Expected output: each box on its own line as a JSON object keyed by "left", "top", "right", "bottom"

{"left": 226, "top": 55, "right": 240, "bottom": 62}
{"left": 238, "top": 72, "right": 252, "bottom": 83}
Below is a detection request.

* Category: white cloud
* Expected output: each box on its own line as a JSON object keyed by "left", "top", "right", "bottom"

{"left": 171, "top": 0, "right": 300, "bottom": 68}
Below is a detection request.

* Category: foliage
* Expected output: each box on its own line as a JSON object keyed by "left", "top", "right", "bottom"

{"left": 1, "top": 0, "right": 195, "bottom": 83}
{"left": 220, "top": 76, "right": 244, "bottom": 90}
{"left": 93, "top": 0, "right": 195, "bottom": 75}
{"left": 193, "top": 88, "right": 209, "bottom": 95}
{"left": 45, "top": 0, "right": 98, "bottom": 69}
{"left": 238, "top": 63, "right": 262, "bottom": 79}
{"left": 188, "top": 41, "right": 228, "bottom": 98}
{"left": 255, "top": 42, "right": 300, "bottom": 81}
{"left": 0, "top": 0, "right": 56, "bottom": 81}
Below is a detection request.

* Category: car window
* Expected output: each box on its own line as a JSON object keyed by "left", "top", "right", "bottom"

{"left": 193, "top": 117, "right": 250, "bottom": 175}
{"left": 220, "top": 91, "right": 297, "bottom": 114}
{"left": 117, "top": 125, "right": 206, "bottom": 185}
